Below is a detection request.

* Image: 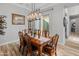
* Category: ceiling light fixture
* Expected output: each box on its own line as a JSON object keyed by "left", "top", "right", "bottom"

{"left": 27, "top": 3, "right": 43, "bottom": 21}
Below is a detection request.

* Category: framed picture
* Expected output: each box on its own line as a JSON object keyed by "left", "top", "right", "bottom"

{"left": 12, "top": 14, "right": 25, "bottom": 25}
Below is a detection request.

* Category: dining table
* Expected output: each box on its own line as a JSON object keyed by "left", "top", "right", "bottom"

{"left": 28, "top": 34, "right": 51, "bottom": 56}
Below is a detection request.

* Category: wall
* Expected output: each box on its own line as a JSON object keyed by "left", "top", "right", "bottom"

{"left": 0, "top": 4, "right": 66, "bottom": 45}
{"left": 0, "top": 4, "right": 28, "bottom": 45}
{"left": 43, "top": 5, "right": 65, "bottom": 45}
{"left": 68, "top": 5, "right": 79, "bottom": 16}
{"left": 51, "top": 6, "right": 65, "bottom": 45}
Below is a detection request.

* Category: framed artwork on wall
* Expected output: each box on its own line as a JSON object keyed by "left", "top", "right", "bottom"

{"left": 12, "top": 14, "right": 25, "bottom": 25}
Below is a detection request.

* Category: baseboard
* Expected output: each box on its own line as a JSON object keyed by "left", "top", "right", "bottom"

{"left": 0, "top": 40, "right": 19, "bottom": 46}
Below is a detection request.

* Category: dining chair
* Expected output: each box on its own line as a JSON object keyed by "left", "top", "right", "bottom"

{"left": 42, "top": 34, "right": 59, "bottom": 56}
{"left": 42, "top": 30, "right": 49, "bottom": 38}
{"left": 23, "top": 29, "right": 27, "bottom": 34}
{"left": 28, "top": 28, "right": 32, "bottom": 34}
{"left": 23, "top": 33, "right": 32, "bottom": 56}
{"left": 24, "top": 33, "right": 39, "bottom": 56}
{"left": 38, "top": 30, "right": 41, "bottom": 38}
{"left": 18, "top": 31, "right": 25, "bottom": 55}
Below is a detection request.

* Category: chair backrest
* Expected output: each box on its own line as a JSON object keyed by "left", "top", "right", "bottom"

{"left": 24, "top": 33, "right": 32, "bottom": 55}
{"left": 42, "top": 30, "right": 49, "bottom": 37}
{"left": 28, "top": 28, "right": 32, "bottom": 34}
{"left": 24, "top": 33, "right": 32, "bottom": 49}
{"left": 18, "top": 31, "right": 23, "bottom": 37}
{"left": 52, "top": 34, "right": 59, "bottom": 50}
{"left": 38, "top": 30, "right": 41, "bottom": 38}
{"left": 22, "top": 29, "right": 27, "bottom": 35}
{"left": 18, "top": 31, "right": 25, "bottom": 46}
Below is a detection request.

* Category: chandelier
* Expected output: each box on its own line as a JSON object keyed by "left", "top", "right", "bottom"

{"left": 27, "top": 4, "right": 43, "bottom": 21}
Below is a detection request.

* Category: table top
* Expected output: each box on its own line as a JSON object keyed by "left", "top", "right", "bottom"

{"left": 28, "top": 34, "right": 50, "bottom": 44}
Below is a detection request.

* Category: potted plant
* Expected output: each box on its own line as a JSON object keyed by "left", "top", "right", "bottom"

{"left": 0, "top": 16, "right": 7, "bottom": 35}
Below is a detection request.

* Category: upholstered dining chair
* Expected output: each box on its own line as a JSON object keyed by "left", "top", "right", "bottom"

{"left": 18, "top": 31, "right": 25, "bottom": 55}
{"left": 42, "top": 34, "right": 59, "bottom": 56}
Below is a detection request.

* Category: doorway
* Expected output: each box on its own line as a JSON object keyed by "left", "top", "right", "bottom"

{"left": 68, "top": 14, "right": 79, "bottom": 43}
{"left": 43, "top": 16, "right": 49, "bottom": 32}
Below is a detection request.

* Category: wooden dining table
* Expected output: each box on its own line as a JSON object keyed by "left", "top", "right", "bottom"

{"left": 28, "top": 34, "right": 50, "bottom": 56}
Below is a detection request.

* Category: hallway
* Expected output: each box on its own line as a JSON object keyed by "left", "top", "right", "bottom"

{"left": 60, "top": 33, "right": 79, "bottom": 56}
{"left": 67, "top": 33, "right": 79, "bottom": 43}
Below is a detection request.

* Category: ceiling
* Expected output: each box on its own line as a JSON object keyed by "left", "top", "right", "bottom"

{"left": 61, "top": 3, "right": 79, "bottom": 8}
{"left": 18, "top": 3, "right": 47, "bottom": 9}
{"left": 17, "top": 3, "right": 79, "bottom": 10}
{"left": 14, "top": 3, "right": 79, "bottom": 13}
{"left": 17, "top": 3, "right": 58, "bottom": 11}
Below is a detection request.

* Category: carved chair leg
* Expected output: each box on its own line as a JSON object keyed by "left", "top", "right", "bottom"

{"left": 22, "top": 46, "right": 27, "bottom": 56}
{"left": 19, "top": 45, "right": 21, "bottom": 51}
{"left": 22, "top": 46, "right": 25, "bottom": 55}
{"left": 28, "top": 48, "right": 32, "bottom": 56}
{"left": 55, "top": 52, "right": 57, "bottom": 56}
{"left": 19, "top": 45, "right": 24, "bottom": 55}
